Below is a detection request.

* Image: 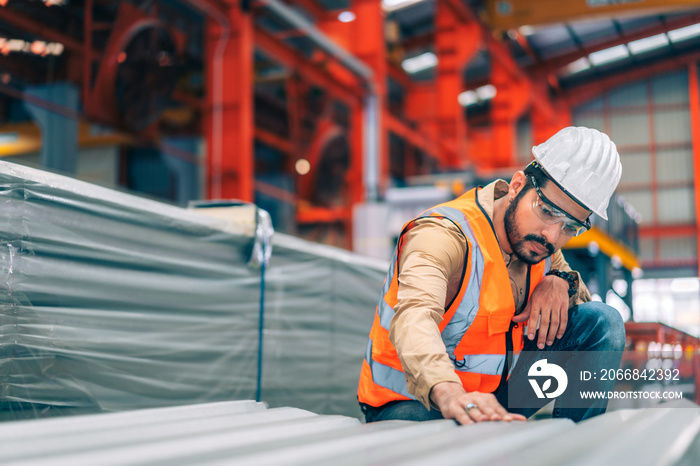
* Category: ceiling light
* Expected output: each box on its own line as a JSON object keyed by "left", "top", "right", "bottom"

{"left": 382, "top": 0, "right": 426, "bottom": 13}
{"left": 401, "top": 52, "right": 437, "bottom": 74}
{"left": 458, "top": 90, "right": 478, "bottom": 107}
{"left": 476, "top": 84, "right": 496, "bottom": 100}
{"left": 458, "top": 85, "right": 497, "bottom": 107}
{"left": 628, "top": 33, "right": 669, "bottom": 54}
{"left": 295, "top": 159, "right": 311, "bottom": 176}
{"left": 338, "top": 11, "right": 355, "bottom": 23}
{"left": 564, "top": 57, "right": 591, "bottom": 74}
{"left": 588, "top": 44, "right": 629, "bottom": 66}
{"left": 668, "top": 23, "right": 700, "bottom": 42}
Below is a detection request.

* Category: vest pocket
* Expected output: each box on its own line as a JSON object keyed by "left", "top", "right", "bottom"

{"left": 487, "top": 309, "right": 514, "bottom": 336}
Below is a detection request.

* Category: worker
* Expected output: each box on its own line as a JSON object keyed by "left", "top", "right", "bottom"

{"left": 358, "top": 126, "right": 625, "bottom": 425}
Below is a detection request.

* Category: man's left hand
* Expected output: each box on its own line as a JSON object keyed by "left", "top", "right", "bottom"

{"left": 512, "top": 275, "right": 569, "bottom": 349}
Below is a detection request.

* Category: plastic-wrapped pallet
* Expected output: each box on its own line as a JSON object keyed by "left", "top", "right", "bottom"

{"left": 0, "top": 160, "right": 386, "bottom": 421}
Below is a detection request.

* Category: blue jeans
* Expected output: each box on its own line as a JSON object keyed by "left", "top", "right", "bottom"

{"left": 361, "top": 301, "right": 625, "bottom": 423}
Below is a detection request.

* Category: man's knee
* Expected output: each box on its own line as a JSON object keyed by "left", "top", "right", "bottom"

{"left": 571, "top": 301, "right": 626, "bottom": 351}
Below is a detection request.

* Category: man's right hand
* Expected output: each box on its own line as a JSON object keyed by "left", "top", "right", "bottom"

{"left": 429, "top": 381, "right": 527, "bottom": 425}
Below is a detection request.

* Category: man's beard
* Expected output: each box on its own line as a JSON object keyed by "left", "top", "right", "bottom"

{"left": 504, "top": 194, "right": 555, "bottom": 265}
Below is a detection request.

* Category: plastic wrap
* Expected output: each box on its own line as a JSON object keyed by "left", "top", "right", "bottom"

{"left": 0, "top": 160, "right": 386, "bottom": 421}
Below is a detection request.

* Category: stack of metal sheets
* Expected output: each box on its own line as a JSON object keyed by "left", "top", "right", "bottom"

{"left": 0, "top": 160, "right": 386, "bottom": 421}
{"left": 2, "top": 399, "right": 698, "bottom": 465}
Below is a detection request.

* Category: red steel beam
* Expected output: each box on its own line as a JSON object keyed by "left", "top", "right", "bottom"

{"left": 255, "top": 127, "right": 294, "bottom": 154}
{"left": 387, "top": 62, "right": 413, "bottom": 91}
{"left": 688, "top": 61, "right": 700, "bottom": 276}
{"left": 435, "top": 0, "right": 480, "bottom": 168}
{"left": 385, "top": 112, "right": 443, "bottom": 159}
{"left": 647, "top": 82, "right": 660, "bottom": 231}
{"left": 533, "top": 12, "right": 700, "bottom": 77}
{"left": 253, "top": 26, "right": 361, "bottom": 105}
{"left": 641, "top": 258, "right": 699, "bottom": 269}
{"left": 204, "top": 4, "right": 254, "bottom": 201}
{"left": 438, "top": 0, "right": 558, "bottom": 121}
{"left": 638, "top": 223, "right": 697, "bottom": 238}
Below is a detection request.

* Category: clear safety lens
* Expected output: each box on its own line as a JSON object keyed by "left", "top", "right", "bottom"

{"left": 530, "top": 175, "right": 590, "bottom": 237}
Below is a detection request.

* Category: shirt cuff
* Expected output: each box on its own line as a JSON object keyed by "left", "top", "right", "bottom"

{"left": 567, "top": 270, "right": 591, "bottom": 306}
{"left": 404, "top": 356, "right": 461, "bottom": 410}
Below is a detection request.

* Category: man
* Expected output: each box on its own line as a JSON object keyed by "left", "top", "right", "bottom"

{"left": 358, "top": 126, "right": 626, "bottom": 425}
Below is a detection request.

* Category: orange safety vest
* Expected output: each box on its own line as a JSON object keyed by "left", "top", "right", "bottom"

{"left": 358, "top": 187, "right": 551, "bottom": 407}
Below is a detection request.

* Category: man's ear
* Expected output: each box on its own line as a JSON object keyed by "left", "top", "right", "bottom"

{"left": 509, "top": 171, "right": 527, "bottom": 199}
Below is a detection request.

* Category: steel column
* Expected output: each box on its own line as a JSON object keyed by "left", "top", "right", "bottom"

{"left": 349, "top": 0, "right": 386, "bottom": 201}
{"left": 435, "top": 0, "right": 480, "bottom": 168}
{"left": 204, "top": 3, "right": 254, "bottom": 201}
{"left": 405, "top": 83, "right": 438, "bottom": 154}
{"left": 489, "top": 60, "right": 532, "bottom": 168}
{"left": 688, "top": 62, "right": 700, "bottom": 276}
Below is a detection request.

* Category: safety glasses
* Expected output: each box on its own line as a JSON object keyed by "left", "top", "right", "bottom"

{"left": 530, "top": 176, "right": 591, "bottom": 237}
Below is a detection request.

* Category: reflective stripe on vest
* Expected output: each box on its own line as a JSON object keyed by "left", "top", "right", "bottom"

{"left": 364, "top": 338, "right": 416, "bottom": 400}
{"left": 377, "top": 249, "right": 398, "bottom": 331}
{"left": 423, "top": 206, "right": 485, "bottom": 359}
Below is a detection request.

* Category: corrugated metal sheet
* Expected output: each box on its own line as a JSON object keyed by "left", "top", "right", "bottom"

{"left": 2, "top": 399, "right": 698, "bottom": 465}
{"left": 0, "top": 160, "right": 385, "bottom": 421}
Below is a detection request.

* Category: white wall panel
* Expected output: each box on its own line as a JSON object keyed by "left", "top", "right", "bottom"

{"left": 620, "top": 190, "right": 653, "bottom": 224}
{"left": 659, "top": 236, "right": 697, "bottom": 260}
{"left": 572, "top": 115, "right": 604, "bottom": 132}
{"left": 610, "top": 113, "right": 649, "bottom": 145}
{"left": 653, "top": 109, "right": 691, "bottom": 143}
{"left": 575, "top": 96, "right": 604, "bottom": 112}
{"left": 656, "top": 148, "right": 694, "bottom": 182}
{"left": 608, "top": 81, "right": 647, "bottom": 108}
{"left": 658, "top": 187, "right": 695, "bottom": 223}
{"left": 619, "top": 152, "right": 651, "bottom": 185}
{"left": 638, "top": 237, "right": 655, "bottom": 261}
{"left": 651, "top": 72, "right": 689, "bottom": 104}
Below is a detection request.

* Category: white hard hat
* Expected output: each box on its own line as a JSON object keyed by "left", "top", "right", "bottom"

{"left": 532, "top": 126, "right": 622, "bottom": 220}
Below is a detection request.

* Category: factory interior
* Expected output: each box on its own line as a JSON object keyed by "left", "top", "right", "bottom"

{"left": 1, "top": 0, "right": 700, "bottom": 464}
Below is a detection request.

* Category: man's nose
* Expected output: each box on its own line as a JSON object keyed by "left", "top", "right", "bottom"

{"left": 541, "top": 221, "right": 562, "bottom": 245}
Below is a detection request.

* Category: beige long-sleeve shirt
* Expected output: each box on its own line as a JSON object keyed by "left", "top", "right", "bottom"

{"left": 389, "top": 180, "right": 591, "bottom": 409}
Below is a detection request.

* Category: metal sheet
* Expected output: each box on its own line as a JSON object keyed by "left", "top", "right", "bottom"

{"left": 2, "top": 400, "right": 698, "bottom": 465}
